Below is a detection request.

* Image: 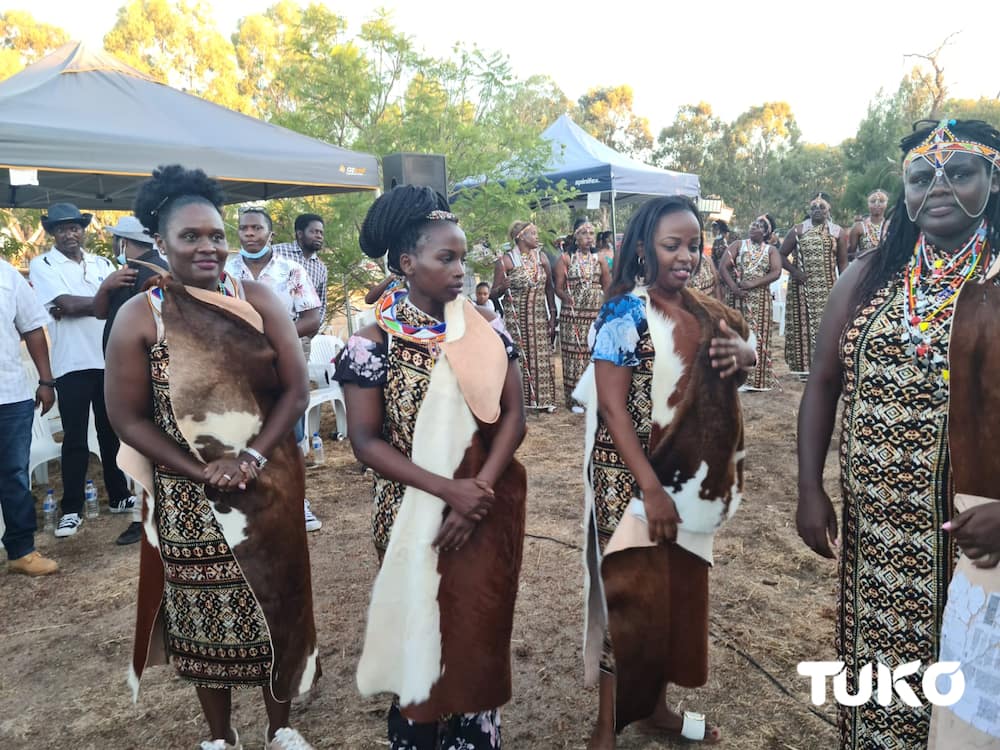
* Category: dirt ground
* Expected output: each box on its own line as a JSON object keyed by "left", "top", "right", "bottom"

{"left": 0, "top": 331, "right": 846, "bottom": 750}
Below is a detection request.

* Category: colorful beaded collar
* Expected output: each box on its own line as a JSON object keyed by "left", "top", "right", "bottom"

{"left": 374, "top": 287, "right": 446, "bottom": 344}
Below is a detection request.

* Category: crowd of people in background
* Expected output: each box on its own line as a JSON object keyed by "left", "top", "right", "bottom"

{"left": 4, "top": 117, "right": 1000, "bottom": 750}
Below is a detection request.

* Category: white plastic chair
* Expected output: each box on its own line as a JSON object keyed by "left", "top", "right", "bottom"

{"left": 305, "top": 381, "right": 348, "bottom": 442}
{"left": 29, "top": 408, "right": 62, "bottom": 488}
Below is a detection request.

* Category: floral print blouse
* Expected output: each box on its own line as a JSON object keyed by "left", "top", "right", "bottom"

{"left": 335, "top": 315, "right": 520, "bottom": 387}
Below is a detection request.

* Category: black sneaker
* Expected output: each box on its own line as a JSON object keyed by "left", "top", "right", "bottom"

{"left": 109, "top": 495, "right": 137, "bottom": 514}
{"left": 115, "top": 521, "right": 143, "bottom": 546}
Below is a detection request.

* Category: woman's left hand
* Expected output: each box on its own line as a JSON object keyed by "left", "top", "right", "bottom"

{"left": 709, "top": 319, "right": 755, "bottom": 378}
{"left": 945, "top": 503, "right": 1000, "bottom": 568}
{"left": 203, "top": 457, "right": 250, "bottom": 492}
{"left": 433, "top": 510, "right": 476, "bottom": 552}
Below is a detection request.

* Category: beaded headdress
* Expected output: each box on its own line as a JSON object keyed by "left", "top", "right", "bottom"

{"left": 754, "top": 215, "right": 772, "bottom": 235}
{"left": 903, "top": 119, "right": 1000, "bottom": 172}
{"left": 425, "top": 210, "right": 457, "bottom": 222}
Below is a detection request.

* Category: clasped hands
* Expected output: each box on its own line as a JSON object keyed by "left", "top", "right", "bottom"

{"left": 709, "top": 319, "right": 756, "bottom": 378}
{"left": 434, "top": 477, "right": 495, "bottom": 552}
{"left": 202, "top": 453, "right": 262, "bottom": 492}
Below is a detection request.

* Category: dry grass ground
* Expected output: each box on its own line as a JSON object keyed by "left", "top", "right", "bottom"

{"left": 0, "top": 332, "right": 846, "bottom": 749}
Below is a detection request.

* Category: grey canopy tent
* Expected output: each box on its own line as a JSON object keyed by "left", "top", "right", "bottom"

{"left": 0, "top": 42, "right": 380, "bottom": 209}
{"left": 455, "top": 114, "right": 699, "bottom": 236}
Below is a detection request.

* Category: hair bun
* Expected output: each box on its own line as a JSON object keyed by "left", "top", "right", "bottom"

{"left": 358, "top": 185, "right": 452, "bottom": 268}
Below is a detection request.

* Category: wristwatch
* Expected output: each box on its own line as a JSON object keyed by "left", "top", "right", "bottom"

{"left": 242, "top": 446, "right": 268, "bottom": 469}
{"left": 38, "top": 379, "right": 57, "bottom": 388}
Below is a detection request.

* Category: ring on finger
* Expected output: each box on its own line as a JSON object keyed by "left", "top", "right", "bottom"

{"left": 732, "top": 354, "right": 737, "bottom": 366}
{"left": 222, "top": 473, "right": 232, "bottom": 481}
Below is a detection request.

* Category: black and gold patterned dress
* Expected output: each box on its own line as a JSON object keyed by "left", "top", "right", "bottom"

{"left": 560, "top": 251, "right": 604, "bottom": 407}
{"left": 785, "top": 221, "right": 839, "bottom": 373}
{"left": 149, "top": 338, "right": 272, "bottom": 689}
{"left": 505, "top": 250, "right": 557, "bottom": 410}
{"left": 837, "top": 273, "right": 955, "bottom": 749}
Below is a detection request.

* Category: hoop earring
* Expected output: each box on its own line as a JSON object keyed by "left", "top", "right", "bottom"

{"left": 635, "top": 257, "right": 646, "bottom": 286}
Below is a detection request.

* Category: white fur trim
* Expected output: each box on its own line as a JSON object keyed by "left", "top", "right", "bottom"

{"left": 127, "top": 663, "right": 140, "bottom": 704}
{"left": 209, "top": 501, "right": 248, "bottom": 548}
{"left": 142, "top": 490, "right": 159, "bottom": 550}
{"left": 642, "top": 294, "right": 685, "bottom": 430}
{"left": 297, "top": 648, "right": 318, "bottom": 696}
{"left": 356, "top": 302, "right": 478, "bottom": 706}
{"left": 580, "top": 367, "right": 608, "bottom": 687}
{"left": 175, "top": 410, "right": 261, "bottom": 463}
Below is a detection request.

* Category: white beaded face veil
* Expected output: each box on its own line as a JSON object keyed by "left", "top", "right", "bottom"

{"left": 902, "top": 119, "right": 1000, "bottom": 222}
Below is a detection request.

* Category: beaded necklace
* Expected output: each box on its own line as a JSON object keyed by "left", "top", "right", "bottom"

{"left": 862, "top": 218, "right": 883, "bottom": 250}
{"left": 901, "top": 221, "right": 990, "bottom": 389}
{"left": 375, "top": 287, "right": 447, "bottom": 347}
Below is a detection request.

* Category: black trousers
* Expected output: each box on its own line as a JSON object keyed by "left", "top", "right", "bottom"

{"left": 54, "top": 369, "right": 130, "bottom": 516}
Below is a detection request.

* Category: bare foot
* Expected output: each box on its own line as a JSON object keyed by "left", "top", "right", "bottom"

{"left": 586, "top": 725, "right": 616, "bottom": 750}
{"left": 636, "top": 704, "right": 721, "bottom": 744}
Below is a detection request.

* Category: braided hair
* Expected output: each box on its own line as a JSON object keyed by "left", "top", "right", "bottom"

{"left": 607, "top": 195, "right": 703, "bottom": 299}
{"left": 359, "top": 186, "right": 455, "bottom": 274}
{"left": 133, "top": 164, "right": 225, "bottom": 235}
{"left": 854, "top": 119, "right": 1000, "bottom": 309}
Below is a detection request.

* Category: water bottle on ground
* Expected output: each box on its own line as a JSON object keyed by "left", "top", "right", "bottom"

{"left": 311, "top": 432, "right": 325, "bottom": 466}
{"left": 85, "top": 480, "right": 99, "bottom": 519}
{"left": 43, "top": 489, "right": 57, "bottom": 532}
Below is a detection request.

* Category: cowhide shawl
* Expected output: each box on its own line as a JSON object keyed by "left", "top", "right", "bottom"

{"left": 929, "top": 257, "right": 1000, "bottom": 747}
{"left": 125, "top": 276, "right": 318, "bottom": 703}
{"left": 356, "top": 298, "right": 527, "bottom": 722}
{"left": 579, "top": 287, "right": 748, "bottom": 726}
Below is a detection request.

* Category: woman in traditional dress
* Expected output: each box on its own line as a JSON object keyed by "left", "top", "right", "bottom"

{"left": 686, "top": 245, "right": 721, "bottom": 299}
{"left": 797, "top": 119, "right": 1000, "bottom": 750}
{"left": 106, "top": 166, "right": 318, "bottom": 750}
{"left": 554, "top": 218, "right": 607, "bottom": 410}
{"left": 491, "top": 220, "right": 558, "bottom": 411}
{"left": 578, "top": 196, "right": 755, "bottom": 749}
{"left": 781, "top": 192, "right": 848, "bottom": 376}
{"left": 720, "top": 214, "right": 782, "bottom": 391}
{"left": 335, "top": 186, "right": 527, "bottom": 749}
{"left": 846, "top": 189, "right": 889, "bottom": 262}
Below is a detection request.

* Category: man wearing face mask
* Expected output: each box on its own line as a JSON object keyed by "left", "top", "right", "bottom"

{"left": 225, "top": 208, "right": 323, "bottom": 532}
{"left": 94, "top": 216, "right": 168, "bottom": 545}
{"left": 28, "top": 203, "right": 137, "bottom": 539}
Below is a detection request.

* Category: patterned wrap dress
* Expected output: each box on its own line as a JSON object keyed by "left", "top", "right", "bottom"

{"left": 335, "top": 298, "right": 519, "bottom": 750}
{"left": 503, "top": 249, "right": 557, "bottom": 410}
{"left": 687, "top": 252, "right": 719, "bottom": 298}
{"left": 785, "top": 220, "right": 839, "bottom": 373}
{"left": 852, "top": 218, "right": 884, "bottom": 262}
{"left": 835, "top": 247, "right": 999, "bottom": 748}
{"left": 148, "top": 290, "right": 272, "bottom": 689}
{"left": 731, "top": 240, "right": 775, "bottom": 391}
{"left": 560, "top": 251, "right": 604, "bottom": 407}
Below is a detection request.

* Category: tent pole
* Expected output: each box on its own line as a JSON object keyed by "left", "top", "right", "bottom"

{"left": 610, "top": 188, "right": 617, "bottom": 248}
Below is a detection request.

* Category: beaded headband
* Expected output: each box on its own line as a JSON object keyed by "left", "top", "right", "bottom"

{"left": 514, "top": 222, "right": 536, "bottom": 241}
{"left": 425, "top": 210, "right": 458, "bottom": 222}
{"left": 903, "top": 119, "right": 1000, "bottom": 172}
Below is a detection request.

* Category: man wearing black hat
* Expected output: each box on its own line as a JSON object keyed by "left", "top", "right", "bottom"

{"left": 93, "top": 216, "right": 168, "bottom": 545}
{"left": 28, "top": 203, "right": 136, "bottom": 539}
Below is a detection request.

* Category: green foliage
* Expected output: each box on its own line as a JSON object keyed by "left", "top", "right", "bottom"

{"left": 0, "top": 10, "right": 68, "bottom": 81}
{"left": 575, "top": 85, "right": 653, "bottom": 158}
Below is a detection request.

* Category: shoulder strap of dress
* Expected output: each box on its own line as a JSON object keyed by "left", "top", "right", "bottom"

{"left": 146, "top": 287, "right": 166, "bottom": 343}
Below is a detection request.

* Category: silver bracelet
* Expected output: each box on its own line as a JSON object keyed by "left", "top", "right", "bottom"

{"left": 242, "top": 446, "right": 268, "bottom": 469}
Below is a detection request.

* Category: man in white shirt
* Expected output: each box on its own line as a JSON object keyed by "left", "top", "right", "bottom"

{"left": 226, "top": 208, "right": 323, "bottom": 531}
{"left": 1, "top": 259, "right": 59, "bottom": 575}
{"left": 28, "top": 203, "right": 135, "bottom": 538}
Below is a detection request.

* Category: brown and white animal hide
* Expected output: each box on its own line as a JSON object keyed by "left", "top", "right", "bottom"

{"left": 581, "top": 289, "right": 748, "bottom": 726}
{"left": 128, "top": 278, "right": 318, "bottom": 703}
{"left": 929, "top": 266, "right": 1000, "bottom": 748}
{"left": 356, "top": 299, "right": 526, "bottom": 721}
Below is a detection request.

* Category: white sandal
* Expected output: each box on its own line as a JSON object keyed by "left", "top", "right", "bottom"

{"left": 264, "top": 727, "right": 313, "bottom": 750}
{"left": 199, "top": 727, "right": 242, "bottom": 750}
{"left": 681, "top": 711, "right": 706, "bottom": 741}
